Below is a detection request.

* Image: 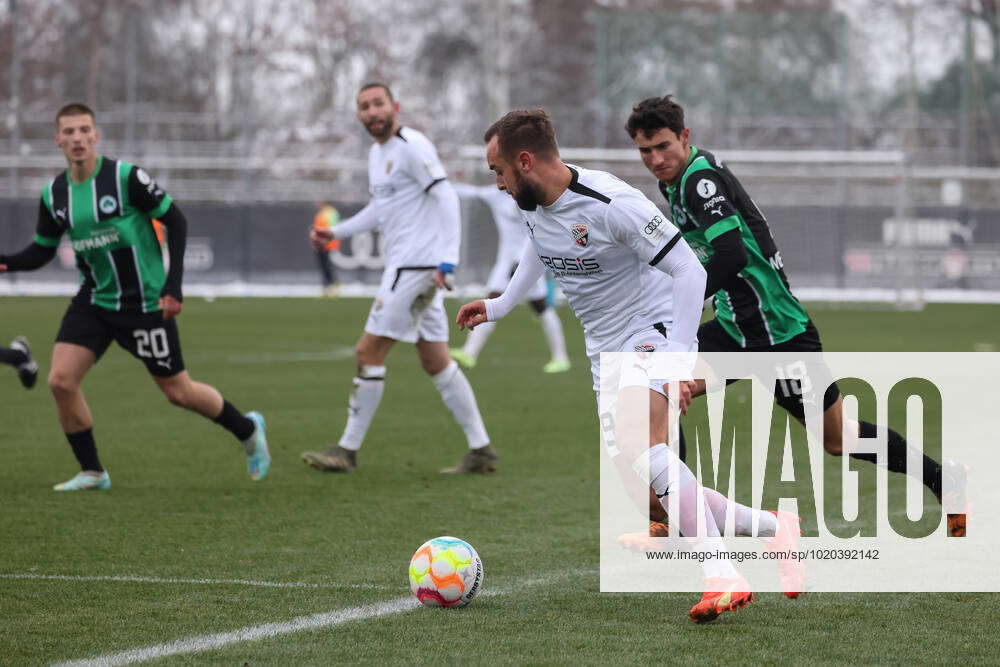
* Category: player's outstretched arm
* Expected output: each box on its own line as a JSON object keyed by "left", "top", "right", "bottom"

{"left": 0, "top": 201, "right": 63, "bottom": 272}
{"left": 701, "top": 228, "right": 748, "bottom": 299}
{"left": 156, "top": 203, "right": 188, "bottom": 319}
{"left": 456, "top": 300, "right": 488, "bottom": 330}
{"left": 0, "top": 242, "right": 57, "bottom": 273}
{"left": 0, "top": 199, "right": 66, "bottom": 272}
{"left": 427, "top": 179, "right": 461, "bottom": 269}
{"left": 479, "top": 243, "right": 546, "bottom": 324}
{"left": 316, "top": 201, "right": 381, "bottom": 248}
{"left": 310, "top": 227, "right": 334, "bottom": 251}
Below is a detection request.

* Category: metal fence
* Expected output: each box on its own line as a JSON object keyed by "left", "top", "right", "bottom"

{"left": 3, "top": 146, "right": 999, "bottom": 299}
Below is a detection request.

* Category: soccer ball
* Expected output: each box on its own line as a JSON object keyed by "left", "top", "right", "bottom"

{"left": 408, "top": 536, "right": 484, "bottom": 608}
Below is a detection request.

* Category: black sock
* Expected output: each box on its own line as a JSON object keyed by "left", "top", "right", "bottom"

{"left": 850, "top": 420, "right": 942, "bottom": 501}
{"left": 66, "top": 428, "right": 104, "bottom": 472}
{"left": 213, "top": 400, "right": 255, "bottom": 441}
{"left": 0, "top": 346, "right": 27, "bottom": 367}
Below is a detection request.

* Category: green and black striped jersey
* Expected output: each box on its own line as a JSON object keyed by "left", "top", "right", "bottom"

{"left": 659, "top": 146, "right": 809, "bottom": 347}
{"left": 34, "top": 156, "right": 173, "bottom": 313}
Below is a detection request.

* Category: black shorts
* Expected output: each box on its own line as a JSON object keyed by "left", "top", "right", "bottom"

{"left": 698, "top": 318, "right": 840, "bottom": 421}
{"left": 56, "top": 294, "right": 186, "bottom": 378}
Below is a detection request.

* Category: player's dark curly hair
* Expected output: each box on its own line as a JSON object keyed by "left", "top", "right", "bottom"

{"left": 483, "top": 109, "right": 559, "bottom": 161}
{"left": 625, "top": 95, "right": 685, "bottom": 139}
{"left": 55, "top": 102, "right": 96, "bottom": 125}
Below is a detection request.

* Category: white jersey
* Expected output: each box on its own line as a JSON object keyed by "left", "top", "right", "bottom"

{"left": 454, "top": 183, "right": 527, "bottom": 266}
{"left": 519, "top": 165, "right": 684, "bottom": 355}
{"left": 367, "top": 126, "right": 456, "bottom": 268}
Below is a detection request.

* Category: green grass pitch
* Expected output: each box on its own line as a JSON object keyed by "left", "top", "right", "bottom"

{"left": 2, "top": 296, "right": 998, "bottom": 664}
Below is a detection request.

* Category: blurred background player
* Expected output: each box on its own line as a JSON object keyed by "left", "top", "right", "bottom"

{"left": 312, "top": 200, "right": 341, "bottom": 297}
{"left": 303, "top": 83, "right": 496, "bottom": 474}
{"left": 626, "top": 94, "right": 966, "bottom": 537}
{"left": 0, "top": 103, "right": 270, "bottom": 490}
{"left": 451, "top": 182, "right": 570, "bottom": 373}
{"left": 1, "top": 336, "right": 38, "bottom": 389}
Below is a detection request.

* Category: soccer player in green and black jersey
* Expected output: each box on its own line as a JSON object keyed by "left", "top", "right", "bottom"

{"left": 625, "top": 95, "right": 966, "bottom": 537}
{"left": 0, "top": 103, "right": 271, "bottom": 491}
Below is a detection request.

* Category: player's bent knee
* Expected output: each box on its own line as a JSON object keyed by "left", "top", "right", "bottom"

{"left": 355, "top": 348, "right": 376, "bottom": 368}
{"left": 47, "top": 371, "right": 79, "bottom": 397}
{"left": 823, "top": 431, "right": 843, "bottom": 455}
{"left": 419, "top": 351, "right": 450, "bottom": 375}
{"left": 355, "top": 342, "right": 388, "bottom": 368}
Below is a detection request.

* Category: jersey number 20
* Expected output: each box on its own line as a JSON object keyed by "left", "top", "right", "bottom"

{"left": 133, "top": 328, "right": 170, "bottom": 359}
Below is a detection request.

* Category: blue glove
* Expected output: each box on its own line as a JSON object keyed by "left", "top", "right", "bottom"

{"left": 437, "top": 262, "right": 455, "bottom": 275}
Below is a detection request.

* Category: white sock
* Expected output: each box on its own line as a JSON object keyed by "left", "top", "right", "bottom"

{"left": 538, "top": 308, "right": 568, "bottom": 362}
{"left": 701, "top": 487, "right": 778, "bottom": 537}
{"left": 338, "top": 365, "right": 385, "bottom": 451}
{"left": 432, "top": 360, "right": 490, "bottom": 448}
{"left": 642, "top": 443, "right": 739, "bottom": 580}
{"left": 462, "top": 322, "right": 496, "bottom": 360}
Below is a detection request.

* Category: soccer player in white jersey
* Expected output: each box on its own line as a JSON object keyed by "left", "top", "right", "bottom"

{"left": 302, "top": 83, "right": 496, "bottom": 475}
{"left": 456, "top": 109, "right": 792, "bottom": 622}
{"left": 450, "top": 182, "right": 570, "bottom": 373}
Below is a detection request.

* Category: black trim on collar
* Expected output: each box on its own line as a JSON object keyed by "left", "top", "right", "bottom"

{"left": 424, "top": 177, "right": 446, "bottom": 193}
{"left": 566, "top": 166, "right": 611, "bottom": 204}
{"left": 649, "top": 231, "right": 682, "bottom": 266}
{"left": 395, "top": 127, "right": 407, "bottom": 141}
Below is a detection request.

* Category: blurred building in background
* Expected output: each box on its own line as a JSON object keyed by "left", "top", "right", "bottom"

{"left": 2, "top": 0, "right": 999, "bottom": 300}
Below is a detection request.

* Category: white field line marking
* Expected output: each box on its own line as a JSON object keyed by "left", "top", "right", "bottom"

{"left": 0, "top": 573, "right": 395, "bottom": 591}
{"left": 53, "top": 598, "right": 420, "bottom": 667}
{"left": 52, "top": 568, "right": 598, "bottom": 667}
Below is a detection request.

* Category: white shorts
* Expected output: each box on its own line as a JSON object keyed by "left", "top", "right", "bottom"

{"left": 595, "top": 325, "right": 695, "bottom": 459}
{"left": 364, "top": 267, "right": 448, "bottom": 343}
{"left": 591, "top": 324, "right": 697, "bottom": 394}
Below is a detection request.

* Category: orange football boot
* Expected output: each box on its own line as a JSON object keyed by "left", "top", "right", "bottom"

{"left": 688, "top": 576, "right": 755, "bottom": 623}
{"left": 617, "top": 521, "right": 669, "bottom": 552}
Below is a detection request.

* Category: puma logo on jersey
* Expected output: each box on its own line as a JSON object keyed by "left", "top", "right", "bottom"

{"left": 710, "top": 207, "right": 724, "bottom": 217}
{"left": 156, "top": 359, "right": 172, "bottom": 370}
{"left": 55, "top": 208, "right": 67, "bottom": 220}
